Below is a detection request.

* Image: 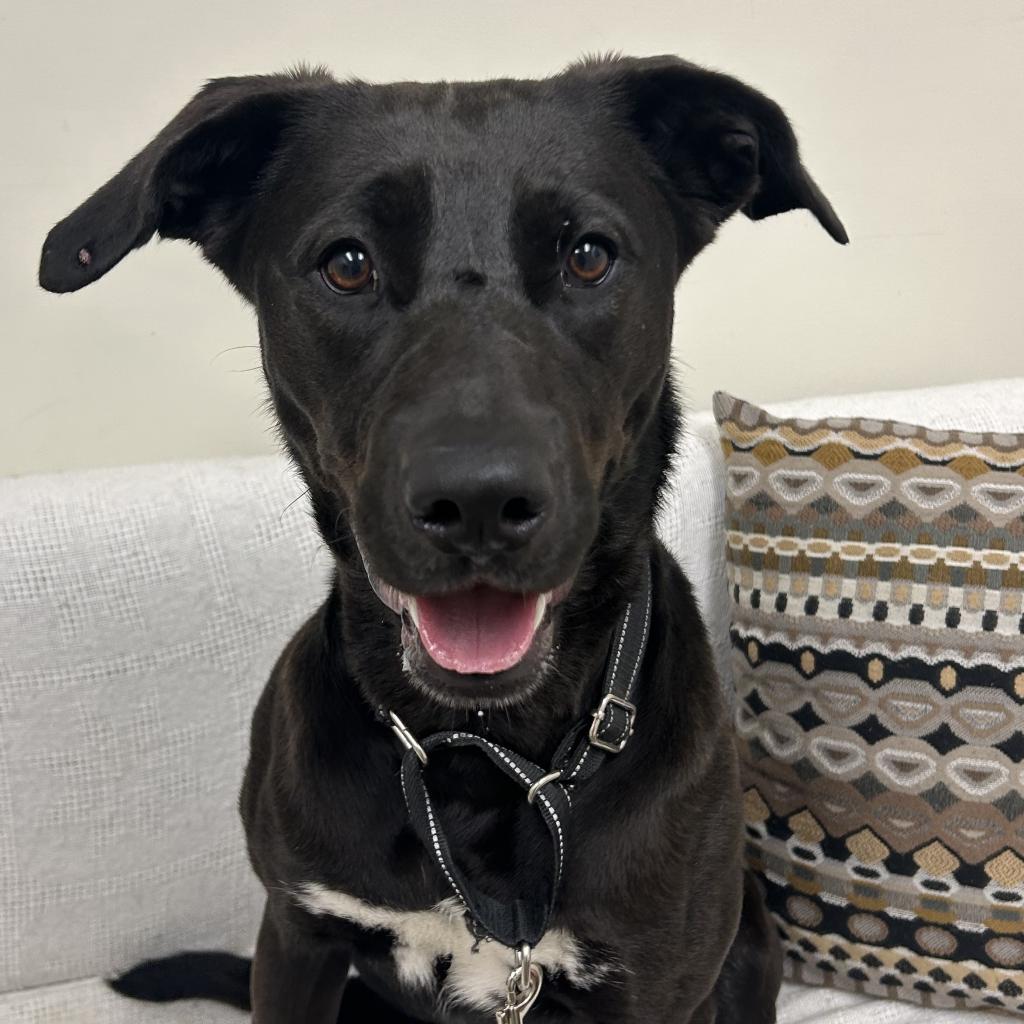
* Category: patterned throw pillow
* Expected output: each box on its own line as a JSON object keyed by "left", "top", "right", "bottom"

{"left": 714, "top": 391, "right": 1024, "bottom": 1015}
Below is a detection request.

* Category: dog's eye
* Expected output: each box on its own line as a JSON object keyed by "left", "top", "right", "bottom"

{"left": 320, "top": 241, "right": 376, "bottom": 294}
{"left": 564, "top": 236, "right": 615, "bottom": 287}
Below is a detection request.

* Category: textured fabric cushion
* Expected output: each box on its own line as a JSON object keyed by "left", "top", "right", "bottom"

{"left": 0, "top": 972, "right": 957, "bottom": 1024}
{"left": 658, "top": 416, "right": 740, "bottom": 700}
{"left": 0, "top": 458, "right": 326, "bottom": 996}
{"left": 714, "top": 386, "right": 1024, "bottom": 1015}
{"left": 0, "top": 977, "right": 247, "bottom": 1023}
{"left": 0, "top": 971, "right": 962, "bottom": 1024}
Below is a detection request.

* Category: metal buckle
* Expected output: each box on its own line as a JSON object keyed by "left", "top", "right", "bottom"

{"left": 389, "top": 710, "right": 428, "bottom": 766}
{"left": 588, "top": 693, "right": 637, "bottom": 754}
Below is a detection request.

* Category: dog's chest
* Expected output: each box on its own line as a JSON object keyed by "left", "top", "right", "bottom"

{"left": 296, "top": 882, "right": 607, "bottom": 1013}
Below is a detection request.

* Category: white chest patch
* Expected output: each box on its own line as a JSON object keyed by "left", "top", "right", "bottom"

{"left": 295, "top": 882, "right": 608, "bottom": 1012}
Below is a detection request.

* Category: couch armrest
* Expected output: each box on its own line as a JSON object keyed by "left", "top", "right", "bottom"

{"left": 0, "top": 456, "right": 325, "bottom": 994}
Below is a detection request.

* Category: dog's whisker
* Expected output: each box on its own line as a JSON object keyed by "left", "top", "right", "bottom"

{"left": 210, "top": 344, "right": 260, "bottom": 365}
{"left": 278, "top": 487, "right": 312, "bottom": 522}
{"left": 308, "top": 542, "right": 332, "bottom": 575}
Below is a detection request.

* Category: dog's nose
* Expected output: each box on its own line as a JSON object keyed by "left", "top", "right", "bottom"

{"left": 405, "top": 449, "right": 551, "bottom": 555}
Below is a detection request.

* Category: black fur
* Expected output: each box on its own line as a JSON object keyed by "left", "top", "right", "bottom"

{"left": 43, "top": 55, "right": 845, "bottom": 1023}
{"left": 112, "top": 953, "right": 424, "bottom": 1021}
{"left": 110, "top": 952, "right": 253, "bottom": 1007}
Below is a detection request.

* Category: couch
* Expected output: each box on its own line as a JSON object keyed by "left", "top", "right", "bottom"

{"left": 2, "top": 378, "right": 1020, "bottom": 1023}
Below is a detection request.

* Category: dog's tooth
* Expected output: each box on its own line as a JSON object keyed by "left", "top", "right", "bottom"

{"left": 407, "top": 597, "right": 421, "bottom": 629}
{"left": 532, "top": 594, "right": 549, "bottom": 632}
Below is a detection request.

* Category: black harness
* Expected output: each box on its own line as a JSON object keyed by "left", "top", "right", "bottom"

{"left": 385, "top": 562, "right": 653, "bottom": 950}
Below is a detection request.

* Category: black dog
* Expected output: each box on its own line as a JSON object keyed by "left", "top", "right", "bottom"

{"left": 40, "top": 55, "right": 845, "bottom": 1023}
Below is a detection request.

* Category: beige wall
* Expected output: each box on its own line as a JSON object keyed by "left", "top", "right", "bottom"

{"left": 4, "top": 0, "right": 1022, "bottom": 476}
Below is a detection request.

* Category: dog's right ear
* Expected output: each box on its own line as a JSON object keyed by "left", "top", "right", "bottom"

{"left": 39, "top": 69, "right": 333, "bottom": 295}
{"left": 577, "top": 55, "right": 847, "bottom": 261}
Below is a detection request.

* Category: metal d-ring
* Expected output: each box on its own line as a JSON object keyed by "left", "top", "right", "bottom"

{"left": 526, "top": 771, "right": 562, "bottom": 805}
{"left": 514, "top": 943, "right": 533, "bottom": 983}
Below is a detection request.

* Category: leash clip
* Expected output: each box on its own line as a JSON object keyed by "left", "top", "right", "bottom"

{"left": 588, "top": 693, "right": 637, "bottom": 754}
{"left": 496, "top": 945, "right": 543, "bottom": 1023}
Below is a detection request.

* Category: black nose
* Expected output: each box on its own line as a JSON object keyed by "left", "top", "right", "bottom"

{"left": 405, "top": 448, "right": 551, "bottom": 555}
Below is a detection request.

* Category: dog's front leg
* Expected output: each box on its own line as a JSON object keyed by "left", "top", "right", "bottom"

{"left": 251, "top": 900, "right": 350, "bottom": 1024}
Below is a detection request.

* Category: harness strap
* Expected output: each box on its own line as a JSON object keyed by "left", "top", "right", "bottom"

{"left": 551, "top": 570, "right": 652, "bottom": 786}
{"left": 394, "top": 561, "right": 653, "bottom": 949}
{"left": 400, "top": 732, "right": 571, "bottom": 946}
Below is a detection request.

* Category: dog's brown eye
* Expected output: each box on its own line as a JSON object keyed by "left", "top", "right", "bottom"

{"left": 565, "top": 236, "right": 615, "bottom": 286}
{"left": 321, "top": 242, "right": 375, "bottom": 294}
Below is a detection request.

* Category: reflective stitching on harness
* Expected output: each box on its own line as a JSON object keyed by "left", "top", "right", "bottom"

{"left": 569, "top": 714, "right": 600, "bottom": 780}
{"left": 576, "top": 577, "right": 650, "bottom": 771}
{"left": 567, "top": 734, "right": 592, "bottom": 781}
{"left": 536, "top": 792, "right": 564, "bottom": 881}
{"left": 625, "top": 583, "right": 652, "bottom": 702}
{"left": 422, "top": 788, "right": 467, "bottom": 906}
{"left": 567, "top": 590, "right": 643, "bottom": 781}
{"left": 607, "top": 603, "right": 632, "bottom": 692}
{"left": 433, "top": 733, "right": 566, "bottom": 891}
{"left": 489, "top": 746, "right": 565, "bottom": 879}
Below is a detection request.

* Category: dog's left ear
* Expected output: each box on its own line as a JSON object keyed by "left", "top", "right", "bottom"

{"left": 39, "top": 68, "right": 334, "bottom": 295}
{"left": 593, "top": 55, "right": 848, "bottom": 252}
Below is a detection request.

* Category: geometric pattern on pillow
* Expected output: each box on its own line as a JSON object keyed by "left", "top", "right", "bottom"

{"left": 714, "top": 392, "right": 1024, "bottom": 1015}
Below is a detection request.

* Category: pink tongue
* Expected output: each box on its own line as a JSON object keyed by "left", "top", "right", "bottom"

{"left": 414, "top": 587, "right": 543, "bottom": 675}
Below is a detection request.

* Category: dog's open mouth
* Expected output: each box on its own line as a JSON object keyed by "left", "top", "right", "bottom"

{"left": 370, "top": 575, "right": 571, "bottom": 682}
{"left": 409, "top": 587, "right": 549, "bottom": 674}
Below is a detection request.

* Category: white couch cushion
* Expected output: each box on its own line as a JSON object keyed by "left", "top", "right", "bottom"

{"left": 0, "top": 977, "right": 246, "bottom": 1023}
{"left": 0, "top": 459, "right": 325, "bottom": 995}
{"left": 0, "top": 975, "right": 995, "bottom": 1024}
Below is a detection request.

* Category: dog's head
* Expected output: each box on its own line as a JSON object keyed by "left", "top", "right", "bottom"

{"left": 40, "top": 56, "right": 844, "bottom": 711}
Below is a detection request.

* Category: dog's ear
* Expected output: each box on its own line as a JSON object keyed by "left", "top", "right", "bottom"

{"left": 39, "top": 69, "right": 333, "bottom": 294}
{"left": 593, "top": 55, "right": 847, "bottom": 252}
